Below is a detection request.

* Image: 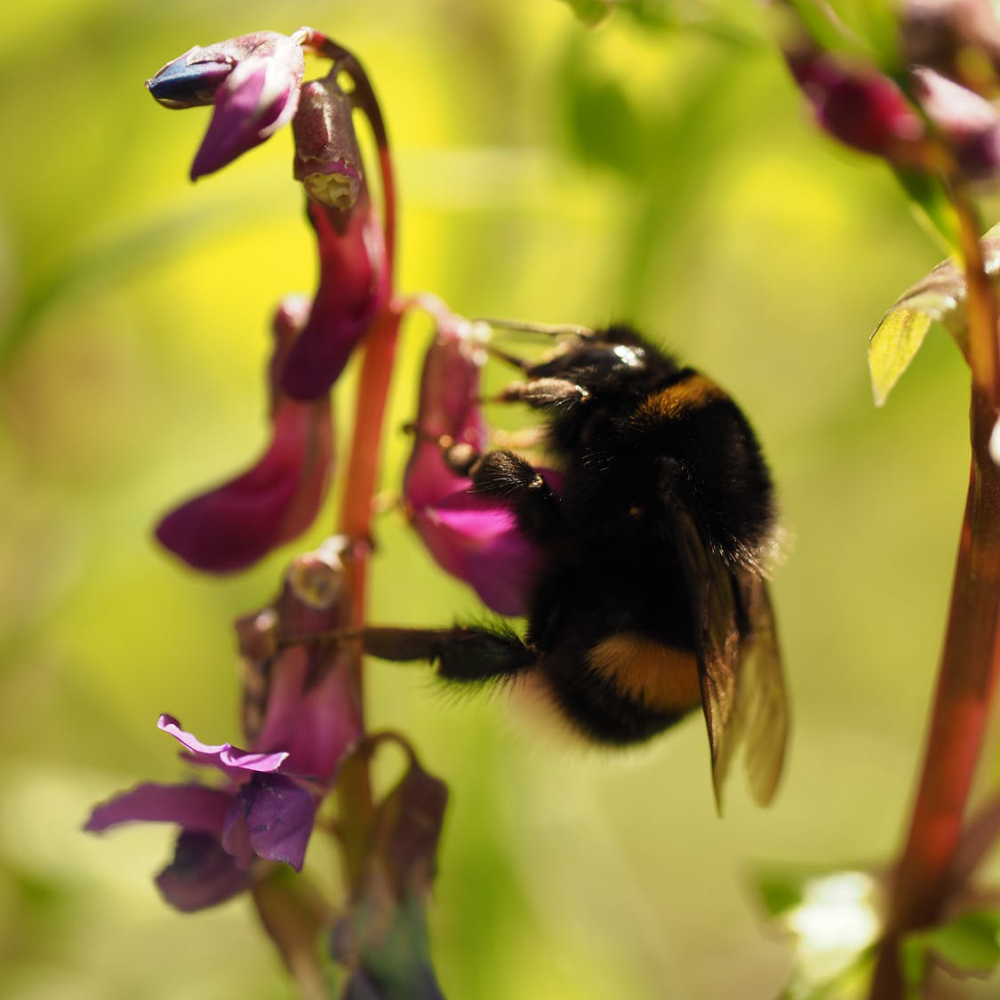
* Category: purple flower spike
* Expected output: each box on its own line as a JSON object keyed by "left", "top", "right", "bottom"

{"left": 403, "top": 317, "right": 554, "bottom": 616}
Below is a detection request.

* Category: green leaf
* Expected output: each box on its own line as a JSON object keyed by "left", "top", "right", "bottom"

{"left": 868, "top": 222, "right": 1000, "bottom": 405}
{"left": 902, "top": 911, "right": 1000, "bottom": 999}
{"left": 556, "top": 0, "right": 618, "bottom": 28}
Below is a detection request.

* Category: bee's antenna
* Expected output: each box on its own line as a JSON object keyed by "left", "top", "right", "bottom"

{"left": 474, "top": 317, "right": 595, "bottom": 339}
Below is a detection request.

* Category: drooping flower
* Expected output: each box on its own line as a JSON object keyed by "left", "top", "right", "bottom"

{"left": 279, "top": 75, "right": 389, "bottom": 400}
{"left": 146, "top": 31, "right": 306, "bottom": 180}
{"left": 403, "top": 314, "right": 555, "bottom": 616}
{"left": 86, "top": 546, "right": 362, "bottom": 911}
{"left": 155, "top": 296, "right": 333, "bottom": 574}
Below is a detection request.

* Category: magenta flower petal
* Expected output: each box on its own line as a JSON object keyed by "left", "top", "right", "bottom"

{"left": 223, "top": 774, "right": 316, "bottom": 872}
{"left": 84, "top": 782, "right": 233, "bottom": 835}
{"left": 155, "top": 395, "right": 333, "bottom": 573}
{"left": 155, "top": 831, "right": 251, "bottom": 912}
{"left": 279, "top": 197, "right": 387, "bottom": 400}
{"left": 157, "top": 714, "right": 288, "bottom": 778}
{"left": 414, "top": 486, "right": 553, "bottom": 617}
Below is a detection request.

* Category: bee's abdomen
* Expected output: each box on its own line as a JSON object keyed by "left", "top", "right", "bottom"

{"left": 540, "top": 633, "right": 701, "bottom": 745}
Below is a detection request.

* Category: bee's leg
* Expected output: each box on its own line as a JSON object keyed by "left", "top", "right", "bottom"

{"left": 469, "top": 449, "right": 560, "bottom": 539}
{"left": 494, "top": 377, "right": 589, "bottom": 411}
{"left": 360, "top": 624, "right": 536, "bottom": 683}
{"left": 435, "top": 440, "right": 559, "bottom": 540}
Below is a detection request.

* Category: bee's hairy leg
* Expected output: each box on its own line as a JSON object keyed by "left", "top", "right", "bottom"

{"left": 469, "top": 449, "right": 560, "bottom": 538}
{"left": 495, "top": 377, "right": 589, "bottom": 411}
{"left": 361, "top": 624, "right": 536, "bottom": 683}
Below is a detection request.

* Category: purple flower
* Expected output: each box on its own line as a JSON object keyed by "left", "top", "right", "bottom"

{"left": 403, "top": 316, "right": 554, "bottom": 616}
{"left": 279, "top": 75, "right": 390, "bottom": 400}
{"left": 85, "top": 715, "right": 315, "bottom": 910}
{"left": 155, "top": 297, "right": 334, "bottom": 574}
{"left": 86, "top": 570, "right": 362, "bottom": 913}
{"left": 146, "top": 31, "right": 305, "bottom": 179}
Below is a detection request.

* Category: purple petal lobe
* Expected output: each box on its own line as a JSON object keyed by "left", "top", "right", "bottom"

{"left": 413, "top": 492, "right": 543, "bottom": 617}
{"left": 155, "top": 830, "right": 250, "bottom": 912}
{"left": 158, "top": 714, "right": 289, "bottom": 776}
{"left": 226, "top": 774, "right": 316, "bottom": 871}
{"left": 154, "top": 395, "right": 333, "bottom": 574}
{"left": 84, "top": 782, "right": 232, "bottom": 834}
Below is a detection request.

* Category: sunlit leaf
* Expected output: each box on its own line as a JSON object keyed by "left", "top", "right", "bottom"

{"left": 868, "top": 222, "right": 1000, "bottom": 405}
{"left": 902, "top": 911, "right": 1000, "bottom": 998}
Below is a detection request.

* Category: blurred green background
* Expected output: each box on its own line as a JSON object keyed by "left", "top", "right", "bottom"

{"left": 0, "top": 1, "right": 992, "bottom": 998}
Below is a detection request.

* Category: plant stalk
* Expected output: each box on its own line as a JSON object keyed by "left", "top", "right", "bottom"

{"left": 868, "top": 186, "right": 1000, "bottom": 999}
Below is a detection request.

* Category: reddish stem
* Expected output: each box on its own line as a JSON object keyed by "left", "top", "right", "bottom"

{"left": 868, "top": 189, "right": 1000, "bottom": 998}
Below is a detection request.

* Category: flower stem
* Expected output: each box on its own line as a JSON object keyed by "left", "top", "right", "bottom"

{"left": 868, "top": 185, "right": 1000, "bottom": 998}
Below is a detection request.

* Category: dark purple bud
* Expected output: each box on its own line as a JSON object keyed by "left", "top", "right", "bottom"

{"left": 293, "top": 78, "right": 364, "bottom": 210}
{"left": 222, "top": 774, "right": 317, "bottom": 872}
{"left": 155, "top": 831, "right": 250, "bottom": 912}
{"left": 788, "top": 51, "right": 926, "bottom": 162}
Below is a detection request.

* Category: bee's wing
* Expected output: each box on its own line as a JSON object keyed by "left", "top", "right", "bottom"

{"left": 669, "top": 509, "right": 788, "bottom": 811}
{"left": 732, "top": 574, "right": 788, "bottom": 807}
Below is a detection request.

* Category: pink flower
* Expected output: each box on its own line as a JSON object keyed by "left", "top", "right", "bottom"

{"left": 403, "top": 316, "right": 555, "bottom": 616}
{"left": 86, "top": 562, "right": 362, "bottom": 911}
{"left": 155, "top": 297, "right": 333, "bottom": 574}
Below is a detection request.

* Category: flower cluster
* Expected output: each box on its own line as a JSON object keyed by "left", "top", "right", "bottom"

{"left": 147, "top": 29, "right": 390, "bottom": 574}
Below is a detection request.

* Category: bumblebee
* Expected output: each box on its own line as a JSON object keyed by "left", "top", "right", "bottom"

{"left": 362, "top": 323, "right": 788, "bottom": 808}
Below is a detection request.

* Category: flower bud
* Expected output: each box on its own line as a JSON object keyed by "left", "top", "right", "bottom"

{"left": 147, "top": 32, "right": 305, "bottom": 179}
{"left": 787, "top": 51, "right": 926, "bottom": 162}
{"left": 293, "top": 78, "right": 364, "bottom": 210}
